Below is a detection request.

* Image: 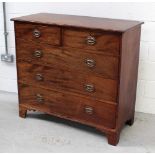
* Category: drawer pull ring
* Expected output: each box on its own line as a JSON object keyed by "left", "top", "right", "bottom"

{"left": 84, "top": 84, "right": 95, "bottom": 92}
{"left": 35, "top": 73, "right": 44, "bottom": 81}
{"left": 85, "top": 106, "right": 94, "bottom": 114}
{"left": 34, "top": 50, "right": 42, "bottom": 58}
{"left": 85, "top": 58, "right": 96, "bottom": 68}
{"left": 33, "top": 29, "right": 41, "bottom": 38}
{"left": 86, "top": 36, "right": 96, "bottom": 45}
{"left": 36, "top": 94, "right": 44, "bottom": 103}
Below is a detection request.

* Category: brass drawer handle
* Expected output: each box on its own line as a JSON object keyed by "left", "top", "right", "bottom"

{"left": 36, "top": 94, "right": 44, "bottom": 103}
{"left": 85, "top": 58, "right": 96, "bottom": 68}
{"left": 86, "top": 36, "right": 96, "bottom": 45}
{"left": 84, "top": 84, "right": 95, "bottom": 92}
{"left": 33, "top": 29, "right": 41, "bottom": 38}
{"left": 85, "top": 106, "right": 94, "bottom": 114}
{"left": 35, "top": 73, "right": 44, "bottom": 81}
{"left": 34, "top": 50, "right": 42, "bottom": 58}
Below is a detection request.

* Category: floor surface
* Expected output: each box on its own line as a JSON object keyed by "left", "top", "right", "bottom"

{"left": 0, "top": 91, "right": 155, "bottom": 153}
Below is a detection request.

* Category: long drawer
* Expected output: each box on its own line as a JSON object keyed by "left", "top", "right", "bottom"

{"left": 16, "top": 40, "right": 119, "bottom": 80}
{"left": 17, "top": 62, "right": 118, "bottom": 102}
{"left": 19, "top": 83, "right": 117, "bottom": 129}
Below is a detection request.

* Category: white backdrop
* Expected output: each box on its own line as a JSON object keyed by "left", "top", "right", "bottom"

{"left": 0, "top": 2, "right": 155, "bottom": 114}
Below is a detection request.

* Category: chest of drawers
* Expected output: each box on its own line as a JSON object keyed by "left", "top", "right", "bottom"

{"left": 12, "top": 13, "right": 143, "bottom": 145}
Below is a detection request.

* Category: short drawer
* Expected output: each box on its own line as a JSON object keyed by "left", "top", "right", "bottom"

{"left": 17, "top": 62, "right": 118, "bottom": 102}
{"left": 63, "top": 28, "right": 120, "bottom": 56}
{"left": 16, "top": 40, "right": 119, "bottom": 80}
{"left": 15, "top": 22, "right": 61, "bottom": 46}
{"left": 19, "top": 83, "right": 117, "bottom": 129}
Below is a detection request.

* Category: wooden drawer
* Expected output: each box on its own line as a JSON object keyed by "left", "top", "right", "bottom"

{"left": 16, "top": 40, "right": 119, "bottom": 80}
{"left": 19, "top": 83, "right": 117, "bottom": 129}
{"left": 17, "top": 62, "right": 118, "bottom": 102}
{"left": 63, "top": 28, "right": 120, "bottom": 56}
{"left": 15, "top": 22, "right": 61, "bottom": 46}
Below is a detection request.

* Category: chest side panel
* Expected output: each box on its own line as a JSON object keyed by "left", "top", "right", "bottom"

{"left": 117, "top": 26, "right": 141, "bottom": 130}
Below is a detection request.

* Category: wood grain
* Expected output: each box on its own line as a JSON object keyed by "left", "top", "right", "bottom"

{"left": 17, "top": 61, "right": 118, "bottom": 102}
{"left": 19, "top": 83, "right": 117, "bottom": 129}
{"left": 11, "top": 13, "right": 143, "bottom": 32}
{"left": 63, "top": 28, "right": 120, "bottom": 56}
{"left": 16, "top": 39, "right": 119, "bottom": 80}
{"left": 116, "top": 25, "right": 141, "bottom": 132}
{"left": 15, "top": 22, "right": 61, "bottom": 46}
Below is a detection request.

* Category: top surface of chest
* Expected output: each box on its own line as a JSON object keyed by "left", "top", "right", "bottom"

{"left": 11, "top": 13, "right": 143, "bottom": 32}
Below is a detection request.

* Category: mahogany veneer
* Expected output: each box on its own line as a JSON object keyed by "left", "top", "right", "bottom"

{"left": 12, "top": 13, "right": 143, "bottom": 145}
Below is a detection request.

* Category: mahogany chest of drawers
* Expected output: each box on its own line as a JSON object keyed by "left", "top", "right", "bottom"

{"left": 12, "top": 13, "right": 143, "bottom": 145}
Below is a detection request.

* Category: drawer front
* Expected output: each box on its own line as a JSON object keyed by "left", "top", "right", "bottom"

{"left": 16, "top": 40, "right": 119, "bottom": 80}
{"left": 63, "top": 28, "right": 120, "bottom": 56}
{"left": 19, "top": 83, "right": 116, "bottom": 128}
{"left": 17, "top": 62, "right": 118, "bottom": 102}
{"left": 15, "top": 22, "right": 61, "bottom": 46}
